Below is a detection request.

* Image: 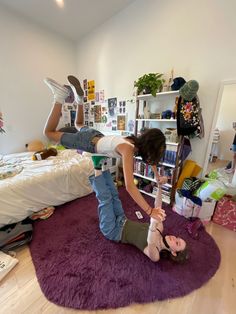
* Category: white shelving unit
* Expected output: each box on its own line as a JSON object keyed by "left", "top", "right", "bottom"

{"left": 134, "top": 90, "right": 183, "bottom": 204}
{"left": 136, "top": 119, "right": 177, "bottom": 122}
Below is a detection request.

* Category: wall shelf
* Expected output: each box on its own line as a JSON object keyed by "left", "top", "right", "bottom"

{"left": 136, "top": 119, "right": 177, "bottom": 122}
{"left": 137, "top": 90, "right": 179, "bottom": 100}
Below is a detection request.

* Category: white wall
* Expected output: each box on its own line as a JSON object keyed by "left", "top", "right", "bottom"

{"left": 0, "top": 5, "right": 77, "bottom": 154}
{"left": 216, "top": 84, "right": 236, "bottom": 160}
{"left": 1, "top": 0, "right": 236, "bottom": 167}
{"left": 76, "top": 0, "right": 236, "bottom": 168}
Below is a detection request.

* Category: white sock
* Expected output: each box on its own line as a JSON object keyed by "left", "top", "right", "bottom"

{"left": 74, "top": 95, "right": 83, "bottom": 104}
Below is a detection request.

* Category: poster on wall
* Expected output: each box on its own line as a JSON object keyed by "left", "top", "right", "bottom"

{"left": 88, "top": 80, "right": 95, "bottom": 101}
{"left": 99, "top": 90, "right": 105, "bottom": 103}
{"left": 61, "top": 104, "right": 78, "bottom": 127}
{"left": 83, "top": 79, "right": 88, "bottom": 91}
{"left": 61, "top": 105, "right": 71, "bottom": 127}
{"left": 112, "top": 119, "right": 117, "bottom": 131}
{"left": 108, "top": 97, "right": 117, "bottom": 118}
{"left": 101, "top": 106, "right": 108, "bottom": 124}
{"left": 61, "top": 112, "right": 71, "bottom": 127}
{"left": 90, "top": 105, "right": 95, "bottom": 122}
{"left": 95, "top": 92, "right": 99, "bottom": 102}
{"left": 117, "top": 115, "right": 126, "bottom": 131}
{"left": 127, "top": 120, "right": 135, "bottom": 133}
{"left": 118, "top": 101, "right": 126, "bottom": 114}
{"left": 70, "top": 110, "right": 76, "bottom": 126}
{"left": 94, "top": 105, "right": 102, "bottom": 123}
{"left": 82, "top": 78, "right": 88, "bottom": 103}
{"left": 84, "top": 103, "right": 90, "bottom": 124}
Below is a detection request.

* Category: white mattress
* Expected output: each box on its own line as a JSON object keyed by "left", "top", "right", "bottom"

{"left": 0, "top": 150, "right": 94, "bottom": 227}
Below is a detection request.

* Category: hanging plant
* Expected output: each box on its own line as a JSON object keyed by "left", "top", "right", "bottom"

{"left": 134, "top": 73, "right": 165, "bottom": 97}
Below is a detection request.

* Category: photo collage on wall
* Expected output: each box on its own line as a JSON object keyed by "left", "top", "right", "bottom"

{"left": 60, "top": 77, "right": 135, "bottom": 134}
{"left": 61, "top": 103, "right": 77, "bottom": 128}
{"left": 83, "top": 79, "right": 131, "bottom": 133}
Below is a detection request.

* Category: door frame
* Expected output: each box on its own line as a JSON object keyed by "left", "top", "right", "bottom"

{"left": 202, "top": 79, "right": 236, "bottom": 175}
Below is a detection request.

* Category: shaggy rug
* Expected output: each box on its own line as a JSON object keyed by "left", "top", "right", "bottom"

{"left": 29, "top": 187, "right": 221, "bottom": 310}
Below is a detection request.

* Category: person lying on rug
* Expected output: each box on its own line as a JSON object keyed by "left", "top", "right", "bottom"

{"left": 43, "top": 75, "right": 167, "bottom": 221}
{"left": 89, "top": 154, "right": 189, "bottom": 263}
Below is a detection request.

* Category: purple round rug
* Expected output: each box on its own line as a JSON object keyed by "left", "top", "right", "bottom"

{"left": 29, "top": 187, "right": 221, "bottom": 310}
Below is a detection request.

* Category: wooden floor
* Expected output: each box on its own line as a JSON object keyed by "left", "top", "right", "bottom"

{"left": 0, "top": 222, "right": 236, "bottom": 314}
{"left": 206, "top": 159, "right": 229, "bottom": 174}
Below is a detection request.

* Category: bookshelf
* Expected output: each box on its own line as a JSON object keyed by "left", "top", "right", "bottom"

{"left": 134, "top": 90, "right": 183, "bottom": 204}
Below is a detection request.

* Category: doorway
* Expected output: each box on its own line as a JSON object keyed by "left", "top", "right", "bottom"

{"left": 203, "top": 80, "right": 236, "bottom": 176}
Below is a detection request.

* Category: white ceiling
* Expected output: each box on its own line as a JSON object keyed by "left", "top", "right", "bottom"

{"left": 0, "top": 0, "right": 135, "bottom": 42}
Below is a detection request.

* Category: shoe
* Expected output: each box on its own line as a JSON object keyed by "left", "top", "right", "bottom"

{"left": 67, "top": 75, "right": 84, "bottom": 103}
{"left": 225, "top": 161, "right": 232, "bottom": 170}
{"left": 91, "top": 154, "right": 109, "bottom": 170}
{"left": 225, "top": 168, "right": 234, "bottom": 174}
{"left": 44, "top": 78, "right": 69, "bottom": 104}
{"left": 63, "top": 85, "right": 75, "bottom": 103}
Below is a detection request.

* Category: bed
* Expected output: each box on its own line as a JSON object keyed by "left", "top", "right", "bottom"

{"left": 0, "top": 149, "right": 94, "bottom": 227}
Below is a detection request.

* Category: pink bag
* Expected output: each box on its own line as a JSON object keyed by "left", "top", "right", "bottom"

{"left": 212, "top": 196, "right": 236, "bottom": 232}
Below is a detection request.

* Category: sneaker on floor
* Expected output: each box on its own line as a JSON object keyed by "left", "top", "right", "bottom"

{"left": 91, "top": 154, "right": 109, "bottom": 170}
{"left": 225, "top": 161, "right": 232, "bottom": 170}
{"left": 44, "top": 77, "right": 70, "bottom": 104}
{"left": 225, "top": 168, "right": 235, "bottom": 174}
{"left": 67, "top": 75, "right": 84, "bottom": 103}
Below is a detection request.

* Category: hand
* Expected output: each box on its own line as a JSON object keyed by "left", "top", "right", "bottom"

{"left": 157, "top": 176, "right": 168, "bottom": 185}
{"left": 150, "top": 208, "right": 166, "bottom": 221}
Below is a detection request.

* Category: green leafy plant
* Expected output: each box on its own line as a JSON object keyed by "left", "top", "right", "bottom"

{"left": 134, "top": 73, "right": 165, "bottom": 97}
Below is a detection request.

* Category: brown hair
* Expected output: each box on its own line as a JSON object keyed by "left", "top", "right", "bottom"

{"left": 160, "top": 247, "right": 189, "bottom": 264}
{"left": 126, "top": 128, "right": 166, "bottom": 165}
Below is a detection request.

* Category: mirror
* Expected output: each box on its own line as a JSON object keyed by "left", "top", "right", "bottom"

{"left": 203, "top": 80, "right": 236, "bottom": 179}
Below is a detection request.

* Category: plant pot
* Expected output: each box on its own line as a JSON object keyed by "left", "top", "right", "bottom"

{"left": 142, "top": 87, "right": 151, "bottom": 95}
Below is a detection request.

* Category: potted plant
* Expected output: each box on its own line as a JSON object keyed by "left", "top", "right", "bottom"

{"left": 134, "top": 73, "right": 165, "bottom": 97}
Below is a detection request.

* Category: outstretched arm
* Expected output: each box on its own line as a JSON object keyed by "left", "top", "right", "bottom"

{"left": 151, "top": 165, "right": 168, "bottom": 185}
{"left": 144, "top": 210, "right": 166, "bottom": 262}
{"left": 118, "top": 144, "right": 168, "bottom": 220}
{"left": 117, "top": 144, "right": 160, "bottom": 217}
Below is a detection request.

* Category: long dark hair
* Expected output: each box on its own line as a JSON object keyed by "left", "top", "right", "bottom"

{"left": 126, "top": 128, "right": 166, "bottom": 165}
{"left": 160, "top": 247, "right": 189, "bottom": 264}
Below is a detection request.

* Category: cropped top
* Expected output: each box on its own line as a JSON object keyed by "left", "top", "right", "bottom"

{"left": 96, "top": 135, "right": 133, "bottom": 158}
{"left": 121, "top": 219, "right": 149, "bottom": 252}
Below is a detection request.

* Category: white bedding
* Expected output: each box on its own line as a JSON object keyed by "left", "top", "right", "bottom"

{"left": 0, "top": 149, "right": 94, "bottom": 227}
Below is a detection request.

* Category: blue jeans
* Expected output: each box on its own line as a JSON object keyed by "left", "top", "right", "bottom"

{"left": 61, "top": 126, "right": 104, "bottom": 152}
{"left": 89, "top": 170, "right": 126, "bottom": 242}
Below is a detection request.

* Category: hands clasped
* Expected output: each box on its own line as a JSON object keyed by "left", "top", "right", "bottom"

{"left": 150, "top": 208, "right": 166, "bottom": 221}
{"left": 157, "top": 176, "right": 168, "bottom": 185}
